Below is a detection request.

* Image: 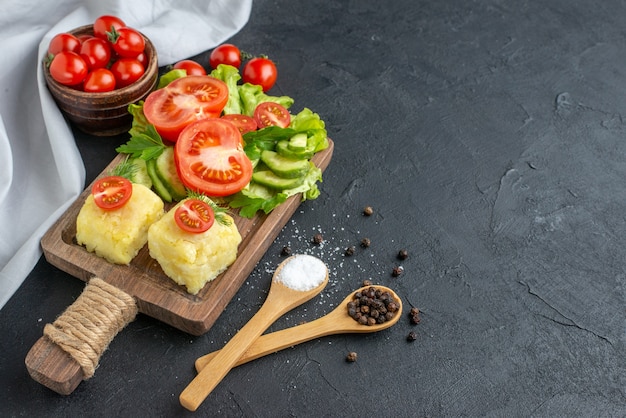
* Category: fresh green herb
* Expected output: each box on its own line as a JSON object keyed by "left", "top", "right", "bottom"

{"left": 109, "top": 155, "right": 137, "bottom": 180}
{"left": 116, "top": 102, "right": 166, "bottom": 160}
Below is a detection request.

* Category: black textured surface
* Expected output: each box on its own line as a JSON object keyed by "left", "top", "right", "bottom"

{"left": 3, "top": 0, "right": 626, "bottom": 416}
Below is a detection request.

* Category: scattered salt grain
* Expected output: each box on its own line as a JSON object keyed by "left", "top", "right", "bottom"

{"left": 276, "top": 254, "right": 327, "bottom": 291}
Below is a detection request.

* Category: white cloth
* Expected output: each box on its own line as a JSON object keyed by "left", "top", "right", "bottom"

{"left": 0, "top": 0, "right": 252, "bottom": 310}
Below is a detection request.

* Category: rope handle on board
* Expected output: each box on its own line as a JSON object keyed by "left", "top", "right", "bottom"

{"left": 25, "top": 278, "right": 137, "bottom": 394}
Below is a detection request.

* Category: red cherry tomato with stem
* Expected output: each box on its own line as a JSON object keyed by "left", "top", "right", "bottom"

{"left": 209, "top": 44, "right": 242, "bottom": 69}
{"left": 174, "top": 199, "right": 215, "bottom": 233}
{"left": 143, "top": 75, "right": 229, "bottom": 142}
{"left": 91, "top": 176, "right": 133, "bottom": 210}
{"left": 173, "top": 60, "right": 206, "bottom": 76}
{"left": 253, "top": 102, "right": 291, "bottom": 128}
{"left": 109, "top": 27, "right": 145, "bottom": 58}
{"left": 83, "top": 68, "right": 116, "bottom": 92}
{"left": 242, "top": 57, "right": 277, "bottom": 92}
{"left": 110, "top": 58, "right": 144, "bottom": 88}
{"left": 49, "top": 51, "right": 88, "bottom": 86}
{"left": 175, "top": 119, "right": 253, "bottom": 197}
{"left": 93, "top": 15, "right": 126, "bottom": 40}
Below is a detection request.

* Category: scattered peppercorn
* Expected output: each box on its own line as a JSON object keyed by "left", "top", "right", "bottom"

{"left": 392, "top": 266, "right": 404, "bottom": 277}
{"left": 406, "top": 331, "right": 417, "bottom": 342}
{"left": 409, "top": 307, "right": 421, "bottom": 324}
{"left": 362, "top": 279, "right": 373, "bottom": 287}
{"left": 360, "top": 237, "right": 371, "bottom": 248}
{"left": 345, "top": 245, "right": 356, "bottom": 256}
{"left": 346, "top": 351, "right": 358, "bottom": 362}
{"left": 281, "top": 246, "right": 292, "bottom": 256}
{"left": 397, "top": 249, "right": 408, "bottom": 260}
{"left": 312, "top": 233, "right": 324, "bottom": 245}
{"left": 347, "top": 286, "right": 399, "bottom": 326}
{"left": 363, "top": 206, "right": 374, "bottom": 216}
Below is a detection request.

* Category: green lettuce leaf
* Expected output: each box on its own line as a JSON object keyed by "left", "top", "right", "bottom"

{"left": 209, "top": 64, "right": 242, "bottom": 115}
{"left": 238, "top": 82, "right": 294, "bottom": 116}
{"left": 157, "top": 69, "right": 187, "bottom": 89}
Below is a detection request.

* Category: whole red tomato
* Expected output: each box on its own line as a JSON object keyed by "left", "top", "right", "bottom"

{"left": 49, "top": 51, "right": 88, "bottom": 86}
{"left": 109, "top": 27, "right": 145, "bottom": 58}
{"left": 209, "top": 44, "right": 242, "bottom": 69}
{"left": 110, "top": 58, "right": 144, "bottom": 88}
{"left": 173, "top": 60, "right": 206, "bottom": 76}
{"left": 48, "top": 33, "right": 81, "bottom": 55}
{"left": 242, "top": 57, "right": 277, "bottom": 92}
{"left": 83, "top": 68, "right": 116, "bottom": 92}
{"left": 93, "top": 15, "right": 125, "bottom": 40}
{"left": 79, "top": 37, "right": 111, "bottom": 70}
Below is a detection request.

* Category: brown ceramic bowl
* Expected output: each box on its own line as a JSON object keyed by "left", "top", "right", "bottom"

{"left": 43, "top": 25, "right": 158, "bottom": 136}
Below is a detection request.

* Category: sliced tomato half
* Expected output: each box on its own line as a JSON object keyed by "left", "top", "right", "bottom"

{"left": 91, "top": 176, "right": 132, "bottom": 210}
{"left": 175, "top": 119, "right": 253, "bottom": 197}
{"left": 174, "top": 198, "right": 214, "bottom": 233}
{"left": 253, "top": 102, "right": 291, "bottom": 129}
{"left": 143, "top": 75, "right": 229, "bottom": 142}
{"left": 221, "top": 114, "right": 258, "bottom": 135}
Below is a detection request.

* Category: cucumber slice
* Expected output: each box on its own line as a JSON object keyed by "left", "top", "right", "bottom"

{"left": 276, "top": 140, "right": 315, "bottom": 160}
{"left": 146, "top": 158, "right": 173, "bottom": 202}
{"left": 128, "top": 157, "right": 152, "bottom": 188}
{"left": 260, "top": 150, "right": 310, "bottom": 179}
{"left": 252, "top": 170, "right": 305, "bottom": 190}
{"left": 155, "top": 147, "right": 187, "bottom": 201}
{"left": 288, "top": 133, "right": 308, "bottom": 152}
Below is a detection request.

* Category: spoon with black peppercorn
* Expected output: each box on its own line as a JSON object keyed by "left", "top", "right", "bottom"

{"left": 180, "top": 254, "right": 329, "bottom": 412}
{"left": 194, "top": 285, "right": 402, "bottom": 372}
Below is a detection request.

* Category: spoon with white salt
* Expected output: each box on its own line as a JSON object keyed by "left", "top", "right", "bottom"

{"left": 179, "top": 254, "right": 329, "bottom": 412}
{"left": 193, "top": 284, "right": 402, "bottom": 371}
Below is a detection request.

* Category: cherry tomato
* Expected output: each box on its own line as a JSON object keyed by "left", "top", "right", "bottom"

{"left": 143, "top": 75, "right": 229, "bottom": 142}
{"left": 79, "top": 37, "right": 111, "bottom": 70}
{"left": 136, "top": 51, "right": 148, "bottom": 67}
{"left": 110, "top": 58, "right": 144, "bottom": 88}
{"left": 109, "top": 27, "right": 145, "bottom": 58}
{"left": 242, "top": 57, "right": 277, "bottom": 92}
{"left": 174, "top": 199, "right": 215, "bottom": 233}
{"left": 83, "top": 68, "right": 116, "bottom": 92}
{"left": 76, "top": 34, "right": 93, "bottom": 44}
{"left": 173, "top": 60, "right": 207, "bottom": 76}
{"left": 209, "top": 44, "right": 241, "bottom": 69}
{"left": 91, "top": 176, "right": 133, "bottom": 210}
{"left": 48, "top": 33, "right": 81, "bottom": 55}
{"left": 221, "top": 114, "right": 257, "bottom": 135}
{"left": 253, "top": 102, "right": 291, "bottom": 128}
{"left": 175, "top": 119, "right": 253, "bottom": 196}
{"left": 93, "top": 15, "right": 125, "bottom": 40}
{"left": 49, "top": 51, "right": 88, "bottom": 86}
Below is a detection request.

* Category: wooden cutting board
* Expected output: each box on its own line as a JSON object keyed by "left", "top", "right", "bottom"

{"left": 26, "top": 139, "right": 333, "bottom": 394}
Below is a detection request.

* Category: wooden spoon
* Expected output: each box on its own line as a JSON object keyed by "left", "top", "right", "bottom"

{"left": 194, "top": 285, "right": 402, "bottom": 372}
{"left": 179, "top": 254, "right": 329, "bottom": 411}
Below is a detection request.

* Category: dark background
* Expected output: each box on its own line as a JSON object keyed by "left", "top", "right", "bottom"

{"left": 3, "top": 0, "right": 626, "bottom": 416}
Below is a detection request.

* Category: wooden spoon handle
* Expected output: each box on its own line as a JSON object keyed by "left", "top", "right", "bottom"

{"left": 195, "top": 314, "right": 341, "bottom": 371}
{"left": 25, "top": 278, "right": 137, "bottom": 395}
{"left": 179, "top": 302, "right": 285, "bottom": 411}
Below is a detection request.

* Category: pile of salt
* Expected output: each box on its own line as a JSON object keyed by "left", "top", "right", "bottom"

{"left": 276, "top": 254, "right": 327, "bottom": 291}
